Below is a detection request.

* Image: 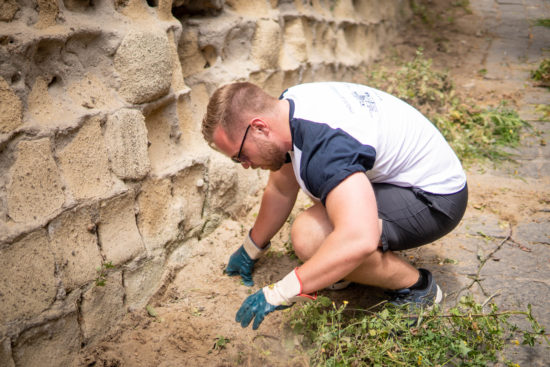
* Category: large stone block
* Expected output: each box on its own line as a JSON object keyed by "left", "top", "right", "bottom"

{"left": 80, "top": 271, "right": 125, "bottom": 343}
{"left": 104, "top": 109, "right": 150, "bottom": 180}
{"left": 0, "top": 77, "right": 22, "bottom": 133}
{"left": 114, "top": 30, "right": 173, "bottom": 104}
{"left": 251, "top": 19, "right": 281, "bottom": 69}
{"left": 0, "top": 337, "right": 15, "bottom": 367}
{"left": 204, "top": 153, "right": 264, "bottom": 219}
{"left": 0, "top": 0, "right": 18, "bottom": 21}
{"left": 98, "top": 192, "right": 145, "bottom": 265}
{"left": 137, "top": 178, "right": 183, "bottom": 251}
{"left": 7, "top": 138, "right": 65, "bottom": 223}
{"left": 48, "top": 205, "right": 103, "bottom": 292}
{"left": 279, "top": 18, "right": 307, "bottom": 70}
{"left": 11, "top": 313, "right": 80, "bottom": 367}
{"left": 57, "top": 116, "right": 116, "bottom": 200}
{"left": 172, "top": 164, "right": 207, "bottom": 237}
{"left": 178, "top": 27, "right": 207, "bottom": 78}
{"left": 124, "top": 257, "right": 164, "bottom": 309}
{"left": 0, "top": 229, "right": 57, "bottom": 324}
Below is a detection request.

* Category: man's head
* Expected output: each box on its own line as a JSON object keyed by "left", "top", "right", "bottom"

{"left": 202, "top": 82, "right": 289, "bottom": 171}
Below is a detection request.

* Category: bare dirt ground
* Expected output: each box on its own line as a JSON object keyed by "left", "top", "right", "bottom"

{"left": 79, "top": 3, "right": 550, "bottom": 366}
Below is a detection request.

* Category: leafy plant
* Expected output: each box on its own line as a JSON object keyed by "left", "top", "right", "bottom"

{"left": 530, "top": 59, "right": 550, "bottom": 87}
{"left": 213, "top": 335, "right": 230, "bottom": 350}
{"left": 286, "top": 295, "right": 548, "bottom": 366}
{"left": 533, "top": 18, "right": 550, "bottom": 28}
{"left": 95, "top": 261, "right": 115, "bottom": 286}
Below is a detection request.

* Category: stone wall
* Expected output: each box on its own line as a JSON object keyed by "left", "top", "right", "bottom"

{"left": 0, "top": 0, "right": 411, "bottom": 365}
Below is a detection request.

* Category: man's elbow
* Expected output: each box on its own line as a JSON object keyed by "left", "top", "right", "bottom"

{"left": 349, "top": 232, "right": 381, "bottom": 261}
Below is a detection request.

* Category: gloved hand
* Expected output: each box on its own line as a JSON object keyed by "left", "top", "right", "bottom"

{"left": 225, "top": 245, "right": 256, "bottom": 286}
{"left": 225, "top": 230, "right": 270, "bottom": 287}
{"left": 235, "top": 268, "right": 315, "bottom": 329}
{"left": 235, "top": 289, "right": 290, "bottom": 330}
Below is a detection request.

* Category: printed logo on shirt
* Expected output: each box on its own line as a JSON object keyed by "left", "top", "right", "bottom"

{"left": 353, "top": 91, "right": 378, "bottom": 115}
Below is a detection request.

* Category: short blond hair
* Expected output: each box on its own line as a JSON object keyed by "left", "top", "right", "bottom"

{"left": 202, "top": 82, "right": 277, "bottom": 145}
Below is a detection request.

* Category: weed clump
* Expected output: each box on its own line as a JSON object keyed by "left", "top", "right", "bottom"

{"left": 530, "top": 59, "right": 550, "bottom": 87}
{"left": 286, "top": 295, "right": 547, "bottom": 366}
{"left": 368, "top": 49, "right": 530, "bottom": 163}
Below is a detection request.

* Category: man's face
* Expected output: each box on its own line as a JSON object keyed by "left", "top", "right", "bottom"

{"left": 212, "top": 125, "right": 286, "bottom": 171}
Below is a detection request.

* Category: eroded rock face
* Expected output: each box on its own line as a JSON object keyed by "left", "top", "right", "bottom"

{"left": 114, "top": 30, "right": 173, "bottom": 104}
{"left": 0, "top": 230, "right": 57, "bottom": 325}
{"left": 104, "top": 108, "right": 151, "bottom": 180}
{"left": 0, "top": 77, "right": 22, "bottom": 133}
{"left": 0, "top": 0, "right": 410, "bottom": 363}
{"left": 7, "top": 138, "right": 65, "bottom": 223}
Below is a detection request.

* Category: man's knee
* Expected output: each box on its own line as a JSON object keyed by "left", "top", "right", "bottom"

{"left": 290, "top": 204, "right": 331, "bottom": 261}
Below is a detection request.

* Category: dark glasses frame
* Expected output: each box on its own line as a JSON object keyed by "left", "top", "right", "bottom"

{"left": 231, "top": 125, "right": 251, "bottom": 163}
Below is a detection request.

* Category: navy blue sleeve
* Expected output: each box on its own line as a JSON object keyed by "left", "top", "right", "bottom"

{"left": 293, "top": 119, "right": 376, "bottom": 205}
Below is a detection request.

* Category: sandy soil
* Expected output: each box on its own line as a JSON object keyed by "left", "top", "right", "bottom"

{"left": 78, "top": 4, "right": 549, "bottom": 366}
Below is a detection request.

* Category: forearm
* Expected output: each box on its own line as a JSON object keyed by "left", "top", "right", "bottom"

{"left": 250, "top": 184, "right": 298, "bottom": 247}
{"left": 296, "top": 230, "right": 378, "bottom": 293}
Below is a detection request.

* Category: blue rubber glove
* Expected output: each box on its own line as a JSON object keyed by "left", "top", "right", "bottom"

{"left": 225, "top": 245, "right": 257, "bottom": 286}
{"left": 235, "top": 289, "right": 290, "bottom": 330}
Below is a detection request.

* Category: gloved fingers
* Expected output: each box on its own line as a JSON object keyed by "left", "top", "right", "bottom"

{"left": 252, "top": 311, "right": 265, "bottom": 330}
{"left": 225, "top": 265, "right": 239, "bottom": 276}
{"left": 236, "top": 303, "right": 255, "bottom": 328}
{"left": 241, "top": 272, "right": 254, "bottom": 286}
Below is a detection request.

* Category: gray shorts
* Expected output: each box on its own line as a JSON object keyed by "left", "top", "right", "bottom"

{"left": 373, "top": 183, "right": 468, "bottom": 252}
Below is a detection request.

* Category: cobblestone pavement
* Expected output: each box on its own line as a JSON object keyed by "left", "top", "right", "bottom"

{"left": 422, "top": 0, "right": 550, "bottom": 365}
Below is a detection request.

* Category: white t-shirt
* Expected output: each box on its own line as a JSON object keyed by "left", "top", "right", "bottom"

{"left": 280, "top": 82, "right": 466, "bottom": 204}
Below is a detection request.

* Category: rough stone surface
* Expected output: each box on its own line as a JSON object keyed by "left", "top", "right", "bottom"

{"left": 172, "top": 164, "right": 207, "bottom": 237}
{"left": 80, "top": 271, "right": 125, "bottom": 343}
{"left": 251, "top": 19, "right": 281, "bottom": 69}
{"left": 48, "top": 205, "right": 103, "bottom": 292}
{"left": 124, "top": 257, "right": 165, "bottom": 309}
{"left": 104, "top": 109, "right": 151, "bottom": 180}
{"left": 279, "top": 18, "right": 307, "bottom": 70}
{"left": 0, "top": 77, "right": 22, "bottom": 133}
{"left": 114, "top": 30, "right": 173, "bottom": 104}
{"left": 98, "top": 192, "right": 145, "bottom": 265}
{"left": 57, "top": 116, "right": 116, "bottom": 200}
{"left": 7, "top": 138, "right": 65, "bottom": 223}
{"left": 137, "top": 178, "right": 183, "bottom": 252}
{"left": 0, "top": 0, "right": 18, "bottom": 21}
{"left": 11, "top": 313, "right": 80, "bottom": 367}
{"left": 0, "top": 230, "right": 56, "bottom": 324}
{"left": 0, "top": 337, "right": 15, "bottom": 367}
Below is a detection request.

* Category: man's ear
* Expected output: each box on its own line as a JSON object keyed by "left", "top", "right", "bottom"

{"left": 250, "top": 118, "right": 269, "bottom": 135}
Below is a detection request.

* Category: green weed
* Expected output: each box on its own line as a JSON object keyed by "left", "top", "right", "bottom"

{"left": 533, "top": 18, "right": 550, "bottom": 28}
{"left": 95, "top": 261, "right": 115, "bottom": 286}
{"left": 368, "top": 49, "right": 530, "bottom": 163}
{"left": 535, "top": 104, "right": 550, "bottom": 120}
{"left": 286, "top": 295, "right": 548, "bottom": 366}
{"left": 213, "top": 335, "right": 230, "bottom": 350}
{"left": 530, "top": 59, "right": 550, "bottom": 87}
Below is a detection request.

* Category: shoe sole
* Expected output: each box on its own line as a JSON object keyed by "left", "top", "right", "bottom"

{"left": 325, "top": 280, "right": 352, "bottom": 291}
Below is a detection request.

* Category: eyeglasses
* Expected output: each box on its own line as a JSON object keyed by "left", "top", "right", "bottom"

{"left": 231, "top": 125, "right": 251, "bottom": 163}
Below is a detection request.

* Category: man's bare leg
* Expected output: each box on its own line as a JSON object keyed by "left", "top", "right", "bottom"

{"left": 291, "top": 202, "right": 419, "bottom": 290}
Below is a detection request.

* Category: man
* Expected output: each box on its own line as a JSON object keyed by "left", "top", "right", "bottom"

{"left": 202, "top": 81, "right": 468, "bottom": 330}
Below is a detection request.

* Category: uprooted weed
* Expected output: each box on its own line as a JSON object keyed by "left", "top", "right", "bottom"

{"left": 285, "top": 295, "right": 548, "bottom": 366}
{"left": 367, "top": 49, "right": 530, "bottom": 163}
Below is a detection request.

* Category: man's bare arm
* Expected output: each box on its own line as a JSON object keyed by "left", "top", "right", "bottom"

{"left": 296, "top": 172, "right": 380, "bottom": 293}
{"left": 250, "top": 163, "right": 300, "bottom": 246}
